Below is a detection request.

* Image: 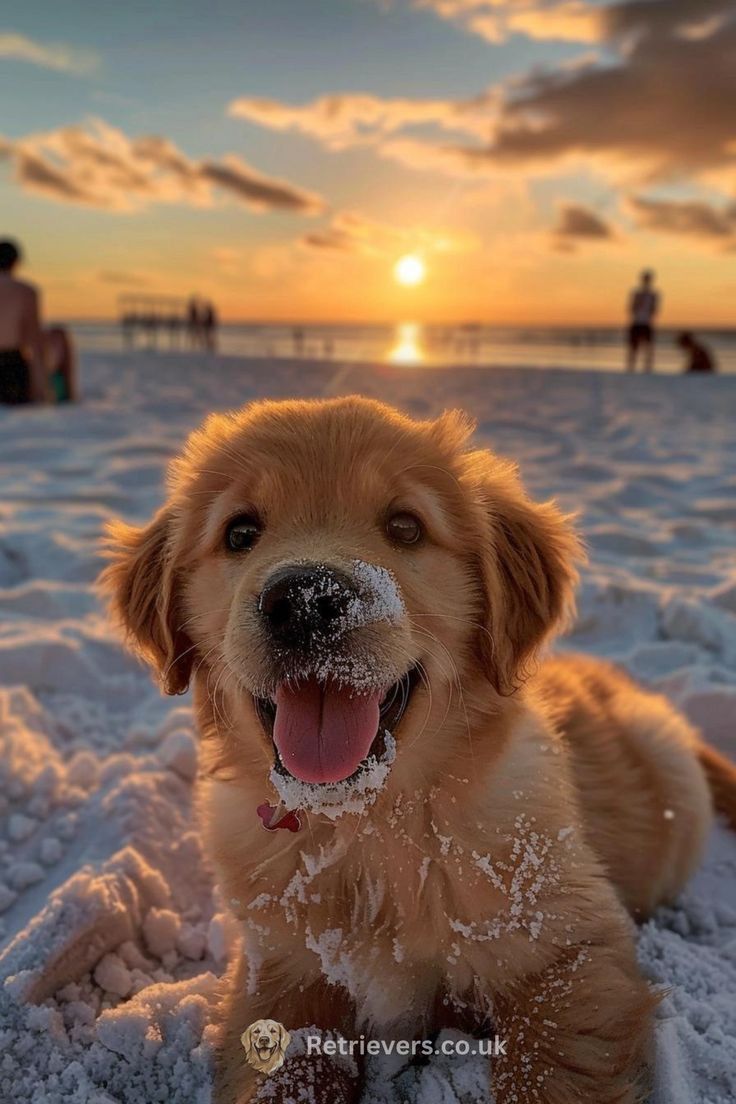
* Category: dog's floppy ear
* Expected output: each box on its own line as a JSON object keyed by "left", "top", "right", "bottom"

{"left": 240, "top": 1024, "right": 254, "bottom": 1057}
{"left": 474, "top": 458, "right": 583, "bottom": 695}
{"left": 278, "top": 1024, "right": 291, "bottom": 1055}
{"left": 100, "top": 506, "right": 194, "bottom": 695}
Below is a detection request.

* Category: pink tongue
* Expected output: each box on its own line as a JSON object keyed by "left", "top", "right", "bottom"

{"left": 273, "top": 680, "right": 381, "bottom": 784}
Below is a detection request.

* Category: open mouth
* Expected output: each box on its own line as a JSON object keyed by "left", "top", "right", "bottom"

{"left": 255, "top": 666, "right": 419, "bottom": 787}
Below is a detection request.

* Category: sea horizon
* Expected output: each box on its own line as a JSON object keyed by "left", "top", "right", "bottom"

{"left": 68, "top": 319, "right": 736, "bottom": 375}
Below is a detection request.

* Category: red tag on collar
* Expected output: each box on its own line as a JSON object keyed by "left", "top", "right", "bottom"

{"left": 257, "top": 802, "right": 302, "bottom": 833}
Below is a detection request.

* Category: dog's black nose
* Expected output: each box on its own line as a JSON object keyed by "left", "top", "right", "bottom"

{"left": 259, "top": 564, "right": 354, "bottom": 648}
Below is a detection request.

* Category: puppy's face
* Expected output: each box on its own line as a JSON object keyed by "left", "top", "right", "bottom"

{"left": 103, "top": 398, "right": 580, "bottom": 808}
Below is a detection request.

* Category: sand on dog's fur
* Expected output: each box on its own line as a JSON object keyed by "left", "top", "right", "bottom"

{"left": 0, "top": 354, "right": 735, "bottom": 1103}
{"left": 104, "top": 393, "right": 733, "bottom": 1103}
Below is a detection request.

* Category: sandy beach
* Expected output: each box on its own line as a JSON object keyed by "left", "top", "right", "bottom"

{"left": 1, "top": 352, "right": 736, "bottom": 1104}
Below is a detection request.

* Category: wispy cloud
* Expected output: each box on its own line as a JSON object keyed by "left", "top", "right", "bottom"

{"left": 97, "top": 270, "right": 151, "bottom": 287}
{"left": 554, "top": 203, "right": 615, "bottom": 239}
{"left": 300, "top": 209, "right": 478, "bottom": 257}
{"left": 0, "top": 118, "right": 324, "bottom": 215}
{"left": 550, "top": 202, "right": 617, "bottom": 251}
{"left": 0, "top": 31, "right": 98, "bottom": 75}
{"left": 198, "top": 157, "right": 319, "bottom": 213}
{"left": 629, "top": 196, "right": 736, "bottom": 245}
{"left": 229, "top": 90, "right": 496, "bottom": 148}
{"left": 237, "top": 0, "right": 736, "bottom": 240}
{"left": 414, "top": 0, "right": 604, "bottom": 44}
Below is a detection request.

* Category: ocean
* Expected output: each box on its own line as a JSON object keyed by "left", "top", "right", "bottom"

{"left": 68, "top": 320, "right": 736, "bottom": 374}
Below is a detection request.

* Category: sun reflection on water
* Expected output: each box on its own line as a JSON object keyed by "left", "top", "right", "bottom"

{"left": 387, "top": 322, "right": 424, "bottom": 365}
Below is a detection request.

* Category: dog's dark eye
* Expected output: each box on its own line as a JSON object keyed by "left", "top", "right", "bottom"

{"left": 226, "top": 514, "right": 261, "bottom": 552}
{"left": 386, "top": 511, "right": 423, "bottom": 546}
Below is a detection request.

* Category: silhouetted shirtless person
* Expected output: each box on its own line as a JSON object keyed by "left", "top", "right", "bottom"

{"left": 626, "top": 269, "right": 660, "bottom": 373}
{"left": 0, "top": 240, "right": 45, "bottom": 403}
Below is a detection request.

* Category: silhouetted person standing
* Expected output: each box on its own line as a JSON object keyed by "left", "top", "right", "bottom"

{"left": 627, "top": 270, "right": 660, "bottom": 373}
{"left": 187, "top": 296, "right": 201, "bottom": 349}
{"left": 678, "top": 332, "right": 716, "bottom": 374}
{"left": 0, "top": 240, "right": 45, "bottom": 403}
{"left": 202, "top": 300, "right": 218, "bottom": 352}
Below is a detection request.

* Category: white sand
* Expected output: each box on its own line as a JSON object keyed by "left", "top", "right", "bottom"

{"left": 1, "top": 353, "right": 735, "bottom": 1103}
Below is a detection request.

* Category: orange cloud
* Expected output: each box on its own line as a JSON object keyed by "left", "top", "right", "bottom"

{"left": 384, "top": 1, "right": 736, "bottom": 196}
{"left": 300, "top": 209, "right": 479, "bottom": 258}
{"left": 0, "top": 118, "right": 323, "bottom": 215}
{"left": 229, "top": 91, "right": 496, "bottom": 148}
{"left": 417, "top": 0, "right": 732, "bottom": 47}
{"left": 231, "top": 1, "right": 736, "bottom": 203}
{"left": 415, "top": 0, "right": 604, "bottom": 43}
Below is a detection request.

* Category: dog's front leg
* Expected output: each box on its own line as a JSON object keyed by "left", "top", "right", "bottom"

{"left": 489, "top": 942, "right": 659, "bottom": 1104}
{"left": 215, "top": 952, "right": 362, "bottom": 1104}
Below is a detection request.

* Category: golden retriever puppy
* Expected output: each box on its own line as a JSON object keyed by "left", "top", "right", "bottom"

{"left": 240, "top": 1019, "right": 291, "bottom": 1074}
{"left": 103, "top": 396, "right": 736, "bottom": 1104}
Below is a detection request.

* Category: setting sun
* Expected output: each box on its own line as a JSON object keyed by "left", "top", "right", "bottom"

{"left": 394, "top": 254, "right": 426, "bottom": 288}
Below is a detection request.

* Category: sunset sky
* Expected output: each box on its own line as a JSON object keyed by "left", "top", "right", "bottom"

{"left": 1, "top": 0, "right": 734, "bottom": 324}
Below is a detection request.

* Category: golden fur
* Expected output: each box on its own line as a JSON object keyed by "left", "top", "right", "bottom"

{"left": 240, "top": 1019, "right": 291, "bottom": 1075}
{"left": 102, "top": 396, "right": 734, "bottom": 1104}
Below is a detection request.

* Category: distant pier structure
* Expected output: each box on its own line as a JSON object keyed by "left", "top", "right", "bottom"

{"left": 119, "top": 294, "right": 190, "bottom": 350}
